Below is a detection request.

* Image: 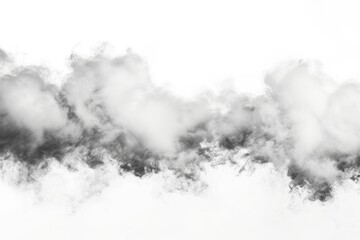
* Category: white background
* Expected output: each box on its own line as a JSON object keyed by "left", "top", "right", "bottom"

{"left": 1, "top": 0, "right": 360, "bottom": 239}
{"left": 2, "top": 0, "right": 360, "bottom": 95}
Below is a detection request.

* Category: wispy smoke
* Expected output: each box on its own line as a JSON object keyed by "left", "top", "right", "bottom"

{"left": 1, "top": 47, "right": 360, "bottom": 202}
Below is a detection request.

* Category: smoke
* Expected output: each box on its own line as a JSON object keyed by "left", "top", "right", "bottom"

{"left": 2, "top": 47, "right": 360, "bottom": 202}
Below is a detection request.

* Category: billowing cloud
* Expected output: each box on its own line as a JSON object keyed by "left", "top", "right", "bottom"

{"left": 1, "top": 48, "right": 360, "bottom": 202}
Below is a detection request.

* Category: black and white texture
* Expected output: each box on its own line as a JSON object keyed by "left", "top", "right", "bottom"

{"left": 3, "top": 1, "right": 360, "bottom": 239}
{"left": 1, "top": 47, "right": 360, "bottom": 203}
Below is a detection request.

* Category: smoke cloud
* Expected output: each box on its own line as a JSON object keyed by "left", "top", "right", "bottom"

{"left": 1, "top": 47, "right": 360, "bottom": 202}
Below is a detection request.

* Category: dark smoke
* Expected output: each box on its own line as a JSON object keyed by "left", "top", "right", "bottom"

{"left": 2, "top": 48, "right": 360, "bottom": 202}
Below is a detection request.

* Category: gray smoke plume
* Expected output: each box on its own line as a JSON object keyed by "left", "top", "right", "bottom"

{"left": 1, "top": 48, "right": 360, "bottom": 202}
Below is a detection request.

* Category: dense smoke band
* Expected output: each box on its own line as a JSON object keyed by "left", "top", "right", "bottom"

{"left": 1, "top": 48, "right": 360, "bottom": 202}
